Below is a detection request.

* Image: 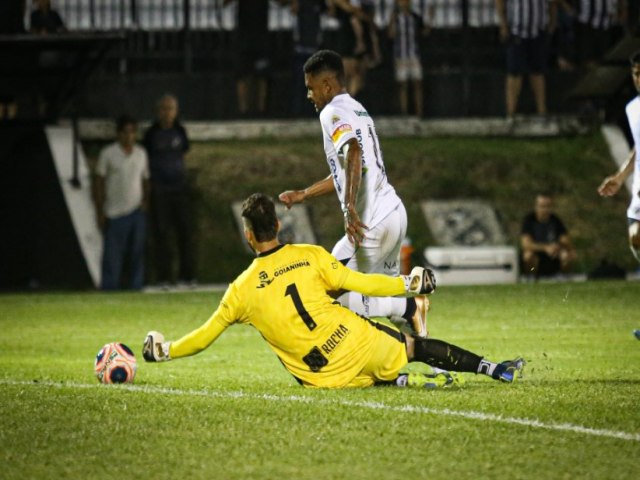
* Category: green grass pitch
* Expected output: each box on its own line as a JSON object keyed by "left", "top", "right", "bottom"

{"left": 1, "top": 281, "right": 639, "bottom": 479}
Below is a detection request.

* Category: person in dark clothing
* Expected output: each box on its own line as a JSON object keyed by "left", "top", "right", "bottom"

{"left": 30, "top": 0, "right": 66, "bottom": 35}
{"left": 520, "top": 193, "right": 577, "bottom": 277}
{"left": 224, "top": 0, "right": 272, "bottom": 116}
{"left": 290, "top": 0, "right": 326, "bottom": 116}
{"left": 143, "top": 94, "right": 196, "bottom": 287}
{"left": 0, "top": 0, "right": 26, "bottom": 119}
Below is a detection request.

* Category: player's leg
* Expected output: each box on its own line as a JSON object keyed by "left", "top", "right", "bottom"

{"left": 356, "top": 324, "right": 459, "bottom": 388}
{"left": 333, "top": 206, "right": 429, "bottom": 336}
{"left": 405, "top": 334, "right": 525, "bottom": 383}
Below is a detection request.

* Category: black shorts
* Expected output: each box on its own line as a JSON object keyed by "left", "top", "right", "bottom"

{"left": 534, "top": 252, "right": 561, "bottom": 276}
{"left": 506, "top": 34, "right": 548, "bottom": 75}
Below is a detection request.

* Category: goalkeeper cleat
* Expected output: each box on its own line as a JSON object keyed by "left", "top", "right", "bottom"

{"left": 494, "top": 357, "right": 526, "bottom": 383}
{"left": 634, "top": 329, "right": 640, "bottom": 340}
{"left": 409, "top": 295, "right": 430, "bottom": 338}
{"left": 403, "top": 370, "right": 463, "bottom": 389}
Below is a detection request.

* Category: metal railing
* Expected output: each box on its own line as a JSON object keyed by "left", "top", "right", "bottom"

{"left": 31, "top": 0, "right": 498, "bottom": 31}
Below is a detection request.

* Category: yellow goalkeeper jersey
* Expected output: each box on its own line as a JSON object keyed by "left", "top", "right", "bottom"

{"left": 170, "top": 243, "right": 407, "bottom": 388}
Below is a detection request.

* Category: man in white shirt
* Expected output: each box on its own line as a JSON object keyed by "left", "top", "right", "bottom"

{"left": 279, "top": 49, "right": 429, "bottom": 338}
{"left": 94, "top": 115, "right": 150, "bottom": 290}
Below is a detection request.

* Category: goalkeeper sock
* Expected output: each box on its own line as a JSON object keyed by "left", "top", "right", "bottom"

{"left": 477, "top": 359, "right": 498, "bottom": 377}
{"left": 412, "top": 338, "right": 483, "bottom": 373}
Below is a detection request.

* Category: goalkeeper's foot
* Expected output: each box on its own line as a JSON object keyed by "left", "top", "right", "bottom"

{"left": 403, "top": 370, "right": 463, "bottom": 389}
{"left": 634, "top": 329, "right": 640, "bottom": 340}
{"left": 409, "top": 295, "right": 429, "bottom": 338}
{"left": 493, "top": 357, "right": 526, "bottom": 383}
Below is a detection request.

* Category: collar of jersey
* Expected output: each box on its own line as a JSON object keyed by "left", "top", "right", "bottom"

{"left": 257, "top": 244, "right": 285, "bottom": 258}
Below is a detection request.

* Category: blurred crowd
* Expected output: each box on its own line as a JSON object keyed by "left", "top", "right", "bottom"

{"left": 0, "top": 1, "right": 638, "bottom": 120}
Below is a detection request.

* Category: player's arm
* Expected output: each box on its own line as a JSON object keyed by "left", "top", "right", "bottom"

{"left": 279, "top": 175, "right": 336, "bottom": 208}
{"left": 342, "top": 138, "right": 367, "bottom": 246}
{"left": 144, "top": 284, "right": 242, "bottom": 362}
{"left": 341, "top": 267, "right": 435, "bottom": 297}
{"left": 598, "top": 147, "right": 635, "bottom": 197}
{"left": 142, "top": 310, "right": 228, "bottom": 362}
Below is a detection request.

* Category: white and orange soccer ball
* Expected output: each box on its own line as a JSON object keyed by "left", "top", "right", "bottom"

{"left": 94, "top": 342, "right": 137, "bottom": 384}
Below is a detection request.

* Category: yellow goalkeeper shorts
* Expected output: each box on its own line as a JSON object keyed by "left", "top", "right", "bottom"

{"left": 346, "top": 321, "right": 408, "bottom": 388}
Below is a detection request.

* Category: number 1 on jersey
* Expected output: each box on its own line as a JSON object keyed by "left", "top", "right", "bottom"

{"left": 285, "top": 283, "right": 317, "bottom": 331}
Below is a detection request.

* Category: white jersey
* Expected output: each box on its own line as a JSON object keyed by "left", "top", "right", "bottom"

{"left": 96, "top": 142, "right": 149, "bottom": 218}
{"left": 625, "top": 96, "right": 640, "bottom": 220}
{"left": 319, "top": 93, "right": 402, "bottom": 228}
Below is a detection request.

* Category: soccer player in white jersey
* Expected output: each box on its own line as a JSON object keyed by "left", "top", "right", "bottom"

{"left": 279, "top": 49, "right": 429, "bottom": 338}
{"left": 598, "top": 51, "right": 640, "bottom": 339}
{"left": 143, "top": 193, "right": 526, "bottom": 387}
{"left": 598, "top": 51, "right": 640, "bottom": 264}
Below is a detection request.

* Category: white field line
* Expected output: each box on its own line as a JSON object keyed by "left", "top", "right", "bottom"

{"left": 2, "top": 379, "right": 639, "bottom": 442}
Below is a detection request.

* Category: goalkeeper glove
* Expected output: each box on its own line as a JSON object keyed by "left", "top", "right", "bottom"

{"left": 142, "top": 331, "right": 172, "bottom": 362}
{"left": 403, "top": 266, "right": 436, "bottom": 295}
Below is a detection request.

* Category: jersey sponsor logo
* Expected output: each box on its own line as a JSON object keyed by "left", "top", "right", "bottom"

{"left": 320, "top": 324, "right": 350, "bottom": 356}
{"left": 256, "top": 270, "right": 274, "bottom": 289}
{"left": 384, "top": 261, "right": 397, "bottom": 271}
{"left": 329, "top": 158, "right": 342, "bottom": 194}
{"left": 353, "top": 109, "right": 369, "bottom": 117}
{"left": 331, "top": 124, "right": 352, "bottom": 144}
{"left": 273, "top": 260, "right": 311, "bottom": 278}
{"left": 331, "top": 115, "right": 341, "bottom": 125}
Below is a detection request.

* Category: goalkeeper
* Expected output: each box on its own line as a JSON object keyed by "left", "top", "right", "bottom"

{"left": 143, "top": 193, "right": 524, "bottom": 388}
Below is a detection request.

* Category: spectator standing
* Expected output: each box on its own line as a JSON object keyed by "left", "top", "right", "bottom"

{"left": 94, "top": 115, "right": 150, "bottom": 291}
{"left": 576, "top": 0, "right": 627, "bottom": 68}
{"left": 290, "top": 0, "right": 326, "bottom": 116}
{"left": 0, "top": 0, "right": 26, "bottom": 119}
{"left": 30, "top": 0, "right": 66, "bottom": 35}
{"left": 388, "top": 0, "right": 431, "bottom": 117}
{"left": 520, "top": 193, "right": 577, "bottom": 278}
{"left": 331, "top": 0, "right": 367, "bottom": 97}
{"left": 495, "top": 0, "right": 557, "bottom": 118}
{"left": 143, "top": 94, "right": 196, "bottom": 287}
{"left": 224, "top": 0, "right": 271, "bottom": 117}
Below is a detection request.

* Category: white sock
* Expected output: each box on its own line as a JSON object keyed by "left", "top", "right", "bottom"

{"left": 631, "top": 246, "right": 640, "bottom": 264}
{"left": 337, "top": 292, "right": 407, "bottom": 318}
{"left": 477, "top": 359, "right": 498, "bottom": 377}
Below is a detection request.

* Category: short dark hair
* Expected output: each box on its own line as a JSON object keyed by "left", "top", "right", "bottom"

{"left": 242, "top": 193, "right": 278, "bottom": 242}
{"left": 303, "top": 49, "right": 345, "bottom": 84}
{"left": 116, "top": 114, "right": 137, "bottom": 133}
{"left": 630, "top": 51, "right": 640, "bottom": 66}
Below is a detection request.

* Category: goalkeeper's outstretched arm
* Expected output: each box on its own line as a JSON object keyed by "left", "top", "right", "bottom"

{"left": 340, "top": 266, "right": 436, "bottom": 297}
{"left": 143, "top": 311, "right": 228, "bottom": 362}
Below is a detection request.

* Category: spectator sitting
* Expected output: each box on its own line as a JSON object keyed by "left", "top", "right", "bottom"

{"left": 30, "top": 0, "right": 66, "bottom": 35}
{"left": 520, "top": 193, "right": 577, "bottom": 278}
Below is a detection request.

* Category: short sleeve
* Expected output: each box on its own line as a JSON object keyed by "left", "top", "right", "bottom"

{"left": 95, "top": 147, "right": 109, "bottom": 177}
{"left": 320, "top": 104, "right": 356, "bottom": 154}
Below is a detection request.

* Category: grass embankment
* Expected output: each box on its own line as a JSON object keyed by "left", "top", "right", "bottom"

{"left": 85, "top": 133, "right": 633, "bottom": 282}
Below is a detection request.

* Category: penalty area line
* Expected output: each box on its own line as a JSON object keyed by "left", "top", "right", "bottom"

{"left": 2, "top": 379, "right": 639, "bottom": 442}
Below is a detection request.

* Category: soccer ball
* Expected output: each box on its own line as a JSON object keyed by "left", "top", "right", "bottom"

{"left": 94, "top": 342, "right": 137, "bottom": 384}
